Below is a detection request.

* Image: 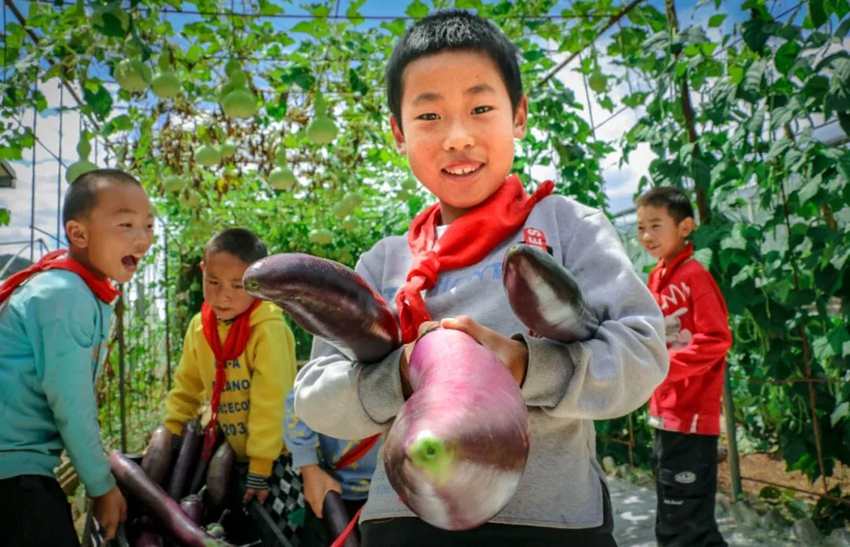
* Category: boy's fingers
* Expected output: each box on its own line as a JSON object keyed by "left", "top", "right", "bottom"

{"left": 103, "top": 520, "right": 117, "bottom": 541}
{"left": 442, "top": 316, "right": 498, "bottom": 346}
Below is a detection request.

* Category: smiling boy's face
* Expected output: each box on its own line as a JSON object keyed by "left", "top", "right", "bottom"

{"left": 66, "top": 182, "right": 154, "bottom": 284}
{"left": 636, "top": 204, "right": 694, "bottom": 263}
{"left": 390, "top": 49, "right": 527, "bottom": 224}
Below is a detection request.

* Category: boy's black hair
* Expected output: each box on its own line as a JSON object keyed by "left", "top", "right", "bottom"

{"left": 204, "top": 227, "right": 268, "bottom": 266}
{"left": 635, "top": 186, "right": 695, "bottom": 224}
{"left": 385, "top": 9, "right": 523, "bottom": 130}
{"left": 62, "top": 168, "right": 142, "bottom": 225}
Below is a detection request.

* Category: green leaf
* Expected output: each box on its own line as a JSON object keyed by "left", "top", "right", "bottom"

{"left": 82, "top": 83, "right": 113, "bottom": 119}
{"left": 828, "top": 326, "right": 850, "bottom": 357}
{"left": 708, "top": 14, "right": 727, "bottom": 28}
{"left": 0, "top": 208, "right": 9, "bottom": 226}
{"left": 743, "top": 15, "right": 771, "bottom": 54}
{"left": 808, "top": 0, "right": 828, "bottom": 27}
{"left": 832, "top": 402, "right": 850, "bottom": 427}
{"left": 291, "top": 20, "right": 317, "bottom": 36}
{"left": 797, "top": 176, "right": 820, "bottom": 202}
{"left": 775, "top": 41, "right": 801, "bottom": 75}
{"left": 406, "top": 0, "right": 429, "bottom": 18}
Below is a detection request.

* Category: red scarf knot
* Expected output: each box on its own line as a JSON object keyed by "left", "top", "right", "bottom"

{"left": 395, "top": 174, "right": 555, "bottom": 343}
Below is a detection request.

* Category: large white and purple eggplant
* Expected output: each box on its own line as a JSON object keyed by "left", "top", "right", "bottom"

{"left": 383, "top": 329, "right": 530, "bottom": 531}
{"left": 242, "top": 253, "right": 400, "bottom": 363}
{"left": 502, "top": 243, "right": 598, "bottom": 343}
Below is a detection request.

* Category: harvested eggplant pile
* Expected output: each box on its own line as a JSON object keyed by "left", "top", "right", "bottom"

{"left": 108, "top": 420, "right": 240, "bottom": 546}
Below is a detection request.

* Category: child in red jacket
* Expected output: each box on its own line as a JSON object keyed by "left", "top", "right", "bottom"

{"left": 636, "top": 186, "right": 732, "bottom": 547}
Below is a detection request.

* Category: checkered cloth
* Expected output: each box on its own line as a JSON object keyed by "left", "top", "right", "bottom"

{"left": 247, "top": 454, "right": 306, "bottom": 547}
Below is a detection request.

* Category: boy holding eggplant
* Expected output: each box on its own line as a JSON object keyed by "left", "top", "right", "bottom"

{"left": 284, "top": 387, "right": 379, "bottom": 546}
{"left": 293, "top": 9, "right": 668, "bottom": 547}
{"left": 0, "top": 169, "right": 154, "bottom": 545}
{"left": 162, "top": 228, "right": 297, "bottom": 508}
{"left": 635, "top": 186, "right": 732, "bottom": 547}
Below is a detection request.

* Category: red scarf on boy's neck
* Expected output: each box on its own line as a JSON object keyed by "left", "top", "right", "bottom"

{"left": 0, "top": 249, "right": 121, "bottom": 305}
{"left": 200, "top": 299, "right": 262, "bottom": 459}
{"left": 395, "top": 174, "right": 554, "bottom": 343}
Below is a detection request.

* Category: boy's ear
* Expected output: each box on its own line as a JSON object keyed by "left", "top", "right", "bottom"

{"left": 390, "top": 116, "right": 406, "bottom": 154}
{"left": 513, "top": 96, "right": 529, "bottom": 139}
{"left": 199, "top": 262, "right": 205, "bottom": 272}
{"left": 680, "top": 217, "right": 697, "bottom": 238}
{"left": 65, "top": 219, "right": 88, "bottom": 249}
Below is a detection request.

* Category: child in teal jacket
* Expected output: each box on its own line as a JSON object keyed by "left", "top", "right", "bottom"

{"left": 0, "top": 169, "right": 154, "bottom": 545}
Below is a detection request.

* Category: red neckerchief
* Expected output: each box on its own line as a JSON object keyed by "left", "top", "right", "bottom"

{"left": 200, "top": 299, "right": 262, "bottom": 459}
{"left": 395, "top": 174, "right": 555, "bottom": 343}
{"left": 647, "top": 242, "right": 694, "bottom": 301}
{"left": 0, "top": 249, "right": 120, "bottom": 305}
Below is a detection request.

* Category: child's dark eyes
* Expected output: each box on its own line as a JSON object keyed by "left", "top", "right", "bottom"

{"left": 417, "top": 113, "right": 439, "bottom": 121}
{"left": 471, "top": 105, "right": 492, "bottom": 114}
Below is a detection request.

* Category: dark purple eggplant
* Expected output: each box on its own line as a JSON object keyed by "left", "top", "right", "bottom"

{"left": 205, "top": 442, "right": 236, "bottom": 508}
{"left": 134, "top": 528, "right": 164, "bottom": 547}
{"left": 322, "top": 491, "right": 359, "bottom": 547}
{"left": 242, "top": 253, "right": 400, "bottom": 363}
{"left": 141, "top": 426, "right": 173, "bottom": 486}
{"left": 502, "top": 243, "right": 598, "bottom": 342}
{"left": 383, "top": 329, "right": 530, "bottom": 531}
{"left": 167, "top": 419, "right": 202, "bottom": 500}
{"left": 108, "top": 451, "right": 229, "bottom": 547}
{"left": 179, "top": 493, "right": 204, "bottom": 524}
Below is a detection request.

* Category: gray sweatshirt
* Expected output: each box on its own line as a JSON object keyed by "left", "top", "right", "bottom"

{"left": 294, "top": 194, "right": 668, "bottom": 529}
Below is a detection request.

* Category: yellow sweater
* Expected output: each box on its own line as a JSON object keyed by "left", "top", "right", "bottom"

{"left": 165, "top": 302, "right": 296, "bottom": 478}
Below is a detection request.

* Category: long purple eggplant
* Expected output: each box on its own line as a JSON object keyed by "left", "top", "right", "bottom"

{"left": 242, "top": 253, "right": 400, "bottom": 363}
{"left": 167, "top": 419, "right": 202, "bottom": 500}
{"left": 323, "top": 491, "right": 359, "bottom": 547}
{"left": 383, "top": 329, "right": 530, "bottom": 531}
{"left": 502, "top": 243, "right": 598, "bottom": 342}
{"left": 109, "top": 451, "right": 229, "bottom": 547}
{"left": 141, "top": 426, "right": 173, "bottom": 486}
{"left": 205, "top": 442, "right": 236, "bottom": 508}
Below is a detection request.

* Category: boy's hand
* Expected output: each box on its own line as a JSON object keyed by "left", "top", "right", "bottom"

{"left": 441, "top": 316, "right": 529, "bottom": 387}
{"left": 242, "top": 487, "right": 269, "bottom": 505}
{"left": 399, "top": 321, "right": 440, "bottom": 398}
{"left": 92, "top": 485, "right": 127, "bottom": 541}
{"left": 300, "top": 464, "right": 343, "bottom": 518}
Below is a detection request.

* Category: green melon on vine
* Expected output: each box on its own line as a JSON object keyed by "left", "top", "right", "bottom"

{"left": 308, "top": 228, "right": 334, "bottom": 245}
{"left": 151, "top": 71, "right": 181, "bottom": 99}
{"left": 219, "top": 141, "right": 238, "bottom": 159}
{"left": 163, "top": 175, "right": 184, "bottom": 193}
{"left": 268, "top": 167, "right": 296, "bottom": 190}
{"left": 114, "top": 59, "right": 151, "bottom": 93}
{"left": 194, "top": 144, "right": 222, "bottom": 167}
{"left": 222, "top": 89, "right": 257, "bottom": 119}
{"left": 66, "top": 160, "right": 98, "bottom": 184}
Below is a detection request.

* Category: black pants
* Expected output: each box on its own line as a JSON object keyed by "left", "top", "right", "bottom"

{"left": 651, "top": 430, "right": 727, "bottom": 547}
{"left": 0, "top": 475, "right": 80, "bottom": 547}
{"left": 360, "top": 482, "right": 616, "bottom": 547}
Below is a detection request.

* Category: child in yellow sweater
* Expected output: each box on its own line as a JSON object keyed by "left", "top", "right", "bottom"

{"left": 164, "top": 227, "right": 297, "bottom": 503}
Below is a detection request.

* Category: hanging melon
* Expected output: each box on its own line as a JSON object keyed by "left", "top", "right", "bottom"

{"left": 114, "top": 59, "right": 151, "bottom": 93}
{"left": 268, "top": 167, "right": 296, "bottom": 190}
{"left": 194, "top": 144, "right": 222, "bottom": 167}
